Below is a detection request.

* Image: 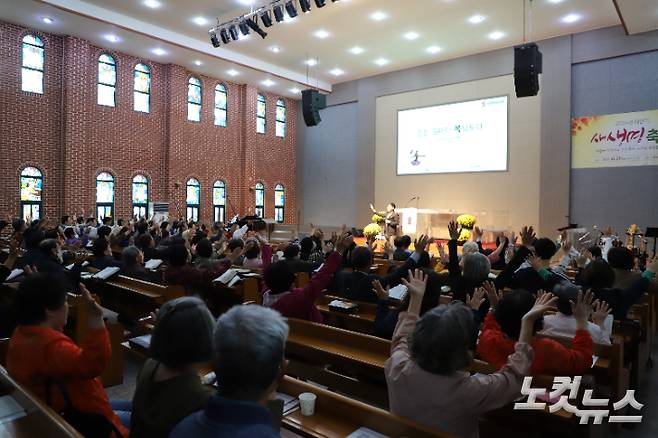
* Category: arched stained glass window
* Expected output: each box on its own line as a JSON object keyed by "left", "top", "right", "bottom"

{"left": 20, "top": 167, "right": 43, "bottom": 221}
{"left": 275, "top": 99, "right": 286, "bottom": 138}
{"left": 274, "top": 184, "right": 285, "bottom": 223}
{"left": 132, "top": 174, "right": 149, "bottom": 218}
{"left": 134, "top": 63, "right": 151, "bottom": 113}
{"left": 96, "top": 172, "right": 115, "bottom": 223}
{"left": 21, "top": 35, "right": 44, "bottom": 94}
{"left": 187, "top": 77, "right": 202, "bottom": 122}
{"left": 186, "top": 178, "right": 200, "bottom": 222}
{"left": 254, "top": 182, "right": 265, "bottom": 218}
{"left": 98, "top": 54, "right": 117, "bottom": 107}
{"left": 256, "top": 94, "right": 266, "bottom": 134}
{"left": 213, "top": 180, "right": 226, "bottom": 223}
{"left": 214, "top": 84, "right": 227, "bottom": 127}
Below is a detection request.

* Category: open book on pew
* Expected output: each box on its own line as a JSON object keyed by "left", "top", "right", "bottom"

{"left": 129, "top": 334, "right": 152, "bottom": 351}
{"left": 93, "top": 266, "right": 121, "bottom": 281}
{"left": 213, "top": 268, "right": 255, "bottom": 286}
{"left": 5, "top": 268, "right": 24, "bottom": 282}
{"left": 346, "top": 427, "right": 389, "bottom": 438}
{"left": 65, "top": 261, "right": 89, "bottom": 270}
{"left": 275, "top": 392, "right": 300, "bottom": 416}
{"left": 144, "top": 259, "right": 163, "bottom": 270}
{"left": 0, "top": 395, "right": 27, "bottom": 424}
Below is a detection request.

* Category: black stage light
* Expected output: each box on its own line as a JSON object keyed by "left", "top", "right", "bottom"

{"left": 273, "top": 4, "right": 285, "bottom": 22}
{"left": 238, "top": 20, "right": 250, "bottom": 36}
{"left": 229, "top": 25, "right": 239, "bottom": 41}
{"left": 300, "top": 0, "right": 311, "bottom": 13}
{"left": 285, "top": 1, "right": 298, "bottom": 18}
{"left": 220, "top": 28, "right": 230, "bottom": 44}
{"left": 261, "top": 10, "right": 273, "bottom": 27}
{"left": 246, "top": 17, "right": 267, "bottom": 39}
{"left": 210, "top": 31, "right": 220, "bottom": 47}
{"left": 314, "top": 0, "right": 326, "bottom": 7}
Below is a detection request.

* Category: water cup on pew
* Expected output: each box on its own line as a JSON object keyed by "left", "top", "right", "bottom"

{"left": 298, "top": 392, "right": 317, "bottom": 416}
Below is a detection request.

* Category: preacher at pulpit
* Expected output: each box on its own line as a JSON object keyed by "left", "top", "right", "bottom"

{"left": 370, "top": 202, "right": 400, "bottom": 239}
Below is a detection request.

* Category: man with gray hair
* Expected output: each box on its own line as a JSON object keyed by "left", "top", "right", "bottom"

{"left": 170, "top": 305, "right": 288, "bottom": 438}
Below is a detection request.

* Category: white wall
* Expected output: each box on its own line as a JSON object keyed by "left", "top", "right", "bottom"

{"left": 374, "top": 75, "right": 541, "bottom": 234}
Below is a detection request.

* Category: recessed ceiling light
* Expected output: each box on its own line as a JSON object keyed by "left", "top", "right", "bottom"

{"left": 42, "top": 17, "right": 54, "bottom": 24}
{"left": 305, "top": 58, "right": 318, "bottom": 66}
{"left": 370, "top": 11, "right": 388, "bottom": 21}
{"left": 227, "top": 69, "right": 239, "bottom": 76}
{"left": 349, "top": 46, "right": 364, "bottom": 55}
{"left": 290, "top": 87, "right": 301, "bottom": 94}
{"left": 105, "top": 34, "right": 120, "bottom": 43}
{"left": 262, "top": 79, "right": 275, "bottom": 87}
{"left": 194, "top": 60, "right": 202, "bottom": 66}
{"left": 314, "top": 29, "right": 330, "bottom": 39}
{"left": 270, "top": 46, "right": 281, "bottom": 53}
{"left": 488, "top": 31, "right": 505, "bottom": 40}
{"left": 561, "top": 13, "right": 582, "bottom": 23}
{"left": 426, "top": 45, "right": 441, "bottom": 54}
{"left": 143, "top": 0, "right": 161, "bottom": 9}
{"left": 239, "top": 0, "right": 255, "bottom": 4}
{"left": 192, "top": 16, "right": 208, "bottom": 26}
{"left": 404, "top": 31, "right": 419, "bottom": 40}
{"left": 151, "top": 48, "right": 167, "bottom": 56}
{"left": 374, "top": 58, "right": 389, "bottom": 66}
{"left": 468, "top": 15, "right": 485, "bottom": 24}
{"left": 329, "top": 68, "right": 344, "bottom": 76}
{"left": 548, "top": 0, "right": 564, "bottom": 3}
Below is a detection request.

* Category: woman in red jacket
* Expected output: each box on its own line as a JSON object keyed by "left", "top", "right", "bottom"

{"left": 477, "top": 286, "right": 593, "bottom": 376}
{"left": 7, "top": 274, "right": 128, "bottom": 437}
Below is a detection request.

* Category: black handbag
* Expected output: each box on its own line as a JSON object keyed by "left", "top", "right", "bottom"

{"left": 45, "top": 378, "right": 122, "bottom": 438}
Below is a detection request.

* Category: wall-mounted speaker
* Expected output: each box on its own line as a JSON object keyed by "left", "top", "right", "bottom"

{"left": 514, "top": 42, "right": 542, "bottom": 98}
{"left": 302, "top": 89, "right": 327, "bottom": 126}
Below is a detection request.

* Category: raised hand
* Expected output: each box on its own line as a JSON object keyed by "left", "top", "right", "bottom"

{"left": 473, "top": 226, "right": 483, "bottom": 241}
{"left": 482, "top": 281, "right": 500, "bottom": 310}
{"left": 402, "top": 269, "right": 428, "bottom": 300}
{"left": 414, "top": 234, "right": 430, "bottom": 253}
{"left": 591, "top": 299, "right": 611, "bottom": 327}
{"left": 570, "top": 289, "right": 594, "bottom": 330}
{"left": 467, "top": 287, "right": 486, "bottom": 311}
{"left": 522, "top": 292, "right": 558, "bottom": 323}
{"left": 372, "top": 279, "right": 390, "bottom": 301}
{"left": 520, "top": 226, "right": 536, "bottom": 247}
{"left": 448, "top": 221, "right": 461, "bottom": 241}
{"left": 335, "top": 232, "right": 354, "bottom": 255}
{"left": 527, "top": 254, "right": 543, "bottom": 272}
{"left": 561, "top": 239, "right": 573, "bottom": 254}
{"left": 603, "top": 226, "right": 613, "bottom": 237}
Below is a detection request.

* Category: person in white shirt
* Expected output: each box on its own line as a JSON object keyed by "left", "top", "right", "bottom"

{"left": 541, "top": 283, "right": 612, "bottom": 345}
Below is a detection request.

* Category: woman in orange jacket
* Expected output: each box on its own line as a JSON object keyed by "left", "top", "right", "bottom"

{"left": 7, "top": 273, "right": 129, "bottom": 437}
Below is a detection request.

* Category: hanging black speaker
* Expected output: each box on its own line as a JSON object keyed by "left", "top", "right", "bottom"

{"left": 301, "top": 89, "right": 326, "bottom": 127}
{"left": 514, "top": 42, "right": 542, "bottom": 98}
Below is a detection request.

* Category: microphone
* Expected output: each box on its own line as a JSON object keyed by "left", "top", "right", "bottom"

{"left": 405, "top": 196, "right": 417, "bottom": 208}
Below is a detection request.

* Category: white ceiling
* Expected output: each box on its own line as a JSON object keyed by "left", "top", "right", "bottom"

{"left": 1, "top": 0, "right": 654, "bottom": 99}
{"left": 613, "top": 0, "right": 658, "bottom": 35}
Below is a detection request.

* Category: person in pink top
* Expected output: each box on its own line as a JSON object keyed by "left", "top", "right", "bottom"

{"left": 261, "top": 231, "right": 353, "bottom": 322}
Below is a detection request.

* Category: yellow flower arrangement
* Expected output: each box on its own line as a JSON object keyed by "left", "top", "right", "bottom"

{"left": 364, "top": 223, "right": 382, "bottom": 238}
{"left": 371, "top": 213, "right": 386, "bottom": 223}
{"left": 456, "top": 214, "right": 476, "bottom": 230}
{"left": 458, "top": 229, "right": 471, "bottom": 242}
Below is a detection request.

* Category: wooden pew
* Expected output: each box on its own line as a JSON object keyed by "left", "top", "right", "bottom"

{"left": 279, "top": 376, "right": 453, "bottom": 438}
{"left": 285, "top": 318, "right": 390, "bottom": 407}
{"left": 316, "top": 295, "right": 377, "bottom": 335}
{"left": 0, "top": 365, "right": 83, "bottom": 438}
{"left": 66, "top": 293, "right": 124, "bottom": 387}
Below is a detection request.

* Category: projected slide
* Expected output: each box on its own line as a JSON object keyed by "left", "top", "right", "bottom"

{"left": 397, "top": 96, "right": 508, "bottom": 175}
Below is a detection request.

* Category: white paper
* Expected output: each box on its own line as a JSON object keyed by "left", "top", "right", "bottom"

{"left": 388, "top": 284, "right": 408, "bottom": 301}
{"left": 145, "top": 259, "right": 163, "bottom": 270}
{"left": 129, "top": 334, "right": 152, "bottom": 350}
{"left": 346, "top": 427, "right": 389, "bottom": 438}
{"left": 214, "top": 268, "right": 238, "bottom": 284}
{"left": 93, "top": 266, "right": 120, "bottom": 280}
{"left": 233, "top": 225, "right": 249, "bottom": 240}
{"left": 591, "top": 355, "right": 599, "bottom": 368}
{"left": 5, "top": 269, "right": 24, "bottom": 282}
{"left": 313, "top": 263, "right": 325, "bottom": 273}
{"left": 0, "top": 395, "right": 26, "bottom": 424}
{"left": 228, "top": 275, "right": 242, "bottom": 288}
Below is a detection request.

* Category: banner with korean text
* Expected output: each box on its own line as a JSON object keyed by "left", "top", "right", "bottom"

{"left": 571, "top": 109, "right": 658, "bottom": 169}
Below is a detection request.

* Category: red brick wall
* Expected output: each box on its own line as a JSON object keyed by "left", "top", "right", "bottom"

{"left": 0, "top": 20, "right": 297, "bottom": 224}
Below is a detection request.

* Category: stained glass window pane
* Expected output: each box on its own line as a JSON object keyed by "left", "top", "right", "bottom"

{"left": 134, "top": 92, "right": 149, "bottom": 113}
{"left": 21, "top": 69, "right": 43, "bottom": 94}
{"left": 276, "top": 101, "right": 286, "bottom": 120}
{"left": 98, "top": 58, "right": 116, "bottom": 85}
{"left": 188, "top": 78, "right": 201, "bottom": 103}
{"left": 213, "top": 187, "right": 225, "bottom": 205}
{"left": 187, "top": 180, "right": 200, "bottom": 204}
{"left": 133, "top": 174, "right": 148, "bottom": 183}
{"left": 98, "top": 84, "right": 115, "bottom": 106}
{"left": 132, "top": 177, "right": 148, "bottom": 204}
{"left": 20, "top": 176, "right": 42, "bottom": 201}
{"left": 214, "top": 108, "right": 227, "bottom": 127}
{"left": 215, "top": 87, "right": 227, "bottom": 107}
{"left": 97, "top": 172, "right": 113, "bottom": 181}
{"left": 96, "top": 180, "right": 114, "bottom": 203}
{"left": 257, "top": 118, "right": 265, "bottom": 134}
{"left": 257, "top": 97, "right": 266, "bottom": 117}
{"left": 276, "top": 121, "right": 285, "bottom": 138}
{"left": 188, "top": 103, "right": 201, "bottom": 122}
{"left": 134, "top": 69, "right": 150, "bottom": 93}
{"left": 255, "top": 186, "right": 264, "bottom": 207}
{"left": 23, "top": 35, "right": 43, "bottom": 46}
{"left": 22, "top": 44, "right": 44, "bottom": 70}
{"left": 275, "top": 187, "right": 284, "bottom": 207}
